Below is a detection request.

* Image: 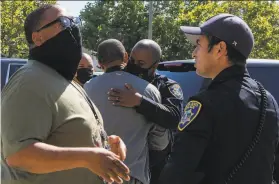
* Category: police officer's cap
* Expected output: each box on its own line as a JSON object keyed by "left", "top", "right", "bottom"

{"left": 180, "top": 13, "right": 254, "bottom": 58}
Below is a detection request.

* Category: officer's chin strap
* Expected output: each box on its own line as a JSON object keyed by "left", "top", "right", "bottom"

{"left": 224, "top": 80, "right": 268, "bottom": 184}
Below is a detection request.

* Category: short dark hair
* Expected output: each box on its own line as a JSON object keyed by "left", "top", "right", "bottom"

{"left": 97, "top": 39, "right": 126, "bottom": 64}
{"left": 205, "top": 34, "right": 247, "bottom": 66}
{"left": 24, "top": 4, "right": 54, "bottom": 45}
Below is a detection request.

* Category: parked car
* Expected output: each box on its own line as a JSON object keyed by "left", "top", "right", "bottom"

{"left": 0, "top": 57, "right": 106, "bottom": 90}
{"left": 93, "top": 71, "right": 104, "bottom": 78}
{"left": 1, "top": 57, "right": 27, "bottom": 90}
{"left": 157, "top": 59, "right": 279, "bottom": 105}
{"left": 157, "top": 58, "right": 279, "bottom": 181}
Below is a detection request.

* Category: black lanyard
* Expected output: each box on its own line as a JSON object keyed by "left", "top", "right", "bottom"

{"left": 70, "top": 81, "right": 110, "bottom": 148}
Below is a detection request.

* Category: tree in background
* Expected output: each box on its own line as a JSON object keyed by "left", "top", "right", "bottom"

{"left": 80, "top": 1, "right": 279, "bottom": 60}
{"left": 152, "top": 0, "right": 193, "bottom": 60}
{"left": 80, "top": 1, "right": 148, "bottom": 54}
{"left": 182, "top": 1, "right": 279, "bottom": 60}
{"left": 1, "top": 1, "right": 56, "bottom": 58}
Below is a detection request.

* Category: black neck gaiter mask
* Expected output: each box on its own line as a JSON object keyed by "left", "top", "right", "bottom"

{"left": 125, "top": 61, "right": 157, "bottom": 82}
{"left": 76, "top": 68, "right": 94, "bottom": 84}
{"left": 29, "top": 25, "right": 82, "bottom": 81}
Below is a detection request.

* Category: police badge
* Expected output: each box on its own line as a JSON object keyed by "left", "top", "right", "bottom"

{"left": 178, "top": 100, "right": 202, "bottom": 131}
{"left": 169, "top": 84, "right": 183, "bottom": 100}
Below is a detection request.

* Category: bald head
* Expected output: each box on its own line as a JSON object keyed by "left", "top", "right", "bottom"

{"left": 78, "top": 53, "right": 93, "bottom": 69}
{"left": 97, "top": 39, "right": 126, "bottom": 64}
{"left": 132, "top": 39, "right": 162, "bottom": 62}
{"left": 74, "top": 53, "right": 94, "bottom": 85}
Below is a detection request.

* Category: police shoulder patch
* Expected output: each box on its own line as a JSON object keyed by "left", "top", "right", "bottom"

{"left": 178, "top": 100, "right": 202, "bottom": 131}
{"left": 169, "top": 84, "right": 183, "bottom": 100}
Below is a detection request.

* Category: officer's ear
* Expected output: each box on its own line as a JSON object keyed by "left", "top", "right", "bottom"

{"left": 154, "top": 61, "right": 159, "bottom": 69}
{"left": 217, "top": 41, "right": 227, "bottom": 58}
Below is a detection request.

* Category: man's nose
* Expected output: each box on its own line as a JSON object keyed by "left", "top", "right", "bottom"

{"left": 192, "top": 47, "right": 197, "bottom": 59}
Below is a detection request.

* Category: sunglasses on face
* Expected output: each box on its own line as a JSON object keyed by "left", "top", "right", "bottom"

{"left": 36, "top": 16, "right": 82, "bottom": 32}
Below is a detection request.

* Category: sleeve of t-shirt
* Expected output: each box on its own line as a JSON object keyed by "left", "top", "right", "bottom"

{"left": 143, "top": 83, "right": 161, "bottom": 103}
{"left": 1, "top": 84, "right": 52, "bottom": 159}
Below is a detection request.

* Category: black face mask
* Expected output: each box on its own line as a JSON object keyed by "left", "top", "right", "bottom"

{"left": 76, "top": 68, "right": 94, "bottom": 84}
{"left": 29, "top": 25, "right": 82, "bottom": 81}
{"left": 125, "top": 59, "right": 157, "bottom": 82}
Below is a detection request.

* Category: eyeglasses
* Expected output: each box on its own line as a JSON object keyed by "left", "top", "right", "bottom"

{"left": 36, "top": 16, "right": 82, "bottom": 32}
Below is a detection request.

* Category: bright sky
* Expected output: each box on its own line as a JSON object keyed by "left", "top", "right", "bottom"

{"left": 57, "top": 1, "right": 279, "bottom": 17}
{"left": 57, "top": 1, "right": 90, "bottom": 17}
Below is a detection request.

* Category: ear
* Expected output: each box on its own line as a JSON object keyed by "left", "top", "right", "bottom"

{"left": 98, "top": 63, "right": 105, "bottom": 70}
{"left": 32, "top": 32, "right": 44, "bottom": 47}
{"left": 154, "top": 62, "right": 159, "bottom": 69}
{"left": 218, "top": 41, "right": 228, "bottom": 57}
{"left": 123, "top": 52, "right": 129, "bottom": 64}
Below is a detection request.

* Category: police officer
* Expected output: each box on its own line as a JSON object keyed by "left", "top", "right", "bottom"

{"left": 158, "top": 13, "right": 279, "bottom": 184}
{"left": 108, "top": 39, "right": 184, "bottom": 184}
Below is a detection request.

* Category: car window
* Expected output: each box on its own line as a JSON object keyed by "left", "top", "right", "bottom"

{"left": 157, "top": 70, "right": 204, "bottom": 105}
{"left": 6, "top": 63, "right": 24, "bottom": 82}
{"left": 8, "top": 63, "right": 24, "bottom": 78}
{"left": 157, "top": 62, "right": 279, "bottom": 108}
{"left": 1, "top": 62, "right": 8, "bottom": 89}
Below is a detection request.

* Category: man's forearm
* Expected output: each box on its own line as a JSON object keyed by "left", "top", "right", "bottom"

{"left": 136, "top": 96, "right": 181, "bottom": 129}
{"left": 6, "top": 142, "right": 92, "bottom": 174}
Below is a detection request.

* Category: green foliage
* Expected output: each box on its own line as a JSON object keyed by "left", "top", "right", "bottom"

{"left": 152, "top": 0, "right": 193, "bottom": 60}
{"left": 81, "top": 1, "right": 279, "bottom": 60}
{"left": 3, "top": 1, "right": 277, "bottom": 59}
{"left": 181, "top": 1, "right": 279, "bottom": 59}
{"left": 80, "top": 1, "right": 148, "bottom": 54}
{"left": 1, "top": 1, "right": 56, "bottom": 58}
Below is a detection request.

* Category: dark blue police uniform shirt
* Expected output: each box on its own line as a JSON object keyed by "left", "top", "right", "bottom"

{"left": 159, "top": 65, "right": 279, "bottom": 184}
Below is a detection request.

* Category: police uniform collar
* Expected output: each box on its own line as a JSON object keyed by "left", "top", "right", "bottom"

{"left": 146, "top": 73, "right": 157, "bottom": 83}
{"left": 210, "top": 65, "right": 250, "bottom": 86}
{"left": 105, "top": 65, "right": 125, "bottom": 73}
{"left": 154, "top": 73, "right": 161, "bottom": 79}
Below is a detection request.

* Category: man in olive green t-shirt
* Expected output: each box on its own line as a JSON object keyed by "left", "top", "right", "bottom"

{"left": 1, "top": 4, "right": 129, "bottom": 184}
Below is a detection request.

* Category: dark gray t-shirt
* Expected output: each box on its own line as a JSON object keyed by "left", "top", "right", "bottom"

{"left": 85, "top": 71, "right": 169, "bottom": 184}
